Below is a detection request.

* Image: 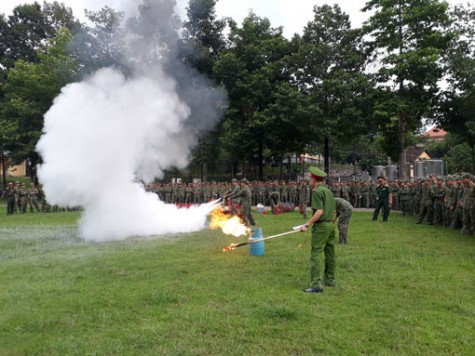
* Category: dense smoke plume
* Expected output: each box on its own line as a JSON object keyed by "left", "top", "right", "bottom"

{"left": 36, "top": 0, "right": 226, "bottom": 241}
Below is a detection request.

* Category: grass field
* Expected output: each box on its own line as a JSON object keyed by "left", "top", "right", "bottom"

{"left": 0, "top": 209, "right": 474, "bottom": 355}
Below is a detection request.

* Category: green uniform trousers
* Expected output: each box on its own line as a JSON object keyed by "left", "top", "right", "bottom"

{"left": 310, "top": 222, "right": 336, "bottom": 289}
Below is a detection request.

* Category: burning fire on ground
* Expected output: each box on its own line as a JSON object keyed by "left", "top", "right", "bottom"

{"left": 209, "top": 205, "right": 250, "bottom": 237}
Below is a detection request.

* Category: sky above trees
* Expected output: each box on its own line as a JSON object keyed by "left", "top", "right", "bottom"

{"left": 0, "top": 0, "right": 463, "bottom": 38}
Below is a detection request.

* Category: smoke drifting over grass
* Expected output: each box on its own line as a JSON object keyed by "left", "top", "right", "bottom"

{"left": 36, "top": 0, "right": 226, "bottom": 241}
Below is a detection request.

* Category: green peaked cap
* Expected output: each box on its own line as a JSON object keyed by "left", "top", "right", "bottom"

{"left": 309, "top": 166, "right": 327, "bottom": 178}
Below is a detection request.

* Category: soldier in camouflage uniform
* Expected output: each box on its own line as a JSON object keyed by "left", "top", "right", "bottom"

{"left": 369, "top": 181, "right": 377, "bottom": 208}
{"left": 450, "top": 178, "right": 464, "bottom": 229}
{"left": 433, "top": 178, "right": 446, "bottom": 226}
{"left": 280, "top": 181, "right": 289, "bottom": 203}
{"left": 269, "top": 182, "right": 281, "bottom": 214}
{"left": 399, "top": 181, "right": 410, "bottom": 216}
{"left": 27, "top": 183, "right": 41, "bottom": 212}
{"left": 257, "top": 182, "right": 266, "bottom": 205}
{"left": 341, "top": 182, "right": 351, "bottom": 202}
{"left": 444, "top": 178, "right": 457, "bottom": 227}
{"left": 18, "top": 183, "right": 28, "bottom": 213}
{"left": 461, "top": 174, "right": 475, "bottom": 235}
{"left": 238, "top": 178, "right": 256, "bottom": 226}
{"left": 175, "top": 183, "right": 185, "bottom": 204}
{"left": 335, "top": 197, "right": 353, "bottom": 244}
{"left": 330, "top": 182, "right": 341, "bottom": 199}
{"left": 353, "top": 182, "right": 362, "bottom": 208}
{"left": 416, "top": 180, "right": 435, "bottom": 224}
{"left": 361, "top": 182, "right": 370, "bottom": 208}
{"left": 228, "top": 179, "right": 241, "bottom": 215}
{"left": 391, "top": 182, "right": 400, "bottom": 211}
{"left": 288, "top": 181, "right": 297, "bottom": 205}
{"left": 1, "top": 181, "right": 16, "bottom": 214}
{"left": 298, "top": 180, "right": 310, "bottom": 219}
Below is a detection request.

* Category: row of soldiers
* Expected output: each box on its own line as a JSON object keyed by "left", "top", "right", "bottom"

{"left": 331, "top": 175, "right": 475, "bottom": 236}
{"left": 1, "top": 181, "right": 71, "bottom": 214}
{"left": 1, "top": 181, "right": 41, "bottom": 214}
{"left": 412, "top": 174, "right": 475, "bottom": 235}
{"left": 145, "top": 179, "right": 312, "bottom": 210}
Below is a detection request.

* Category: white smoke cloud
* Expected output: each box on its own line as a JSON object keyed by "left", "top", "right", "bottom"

{"left": 35, "top": 0, "right": 228, "bottom": 242}
{"left": 36, "top": 67, "right": 219, "bottom": 242}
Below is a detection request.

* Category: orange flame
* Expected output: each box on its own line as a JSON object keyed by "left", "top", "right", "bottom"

{"left": 210, "top": 205, "right": 250, "bottom": 237}
{"left": 223, "top": 243, "right": 239, "bottom": 252}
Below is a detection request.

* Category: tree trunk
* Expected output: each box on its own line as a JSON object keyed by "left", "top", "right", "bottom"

{"left": 258, "top": 141, "right": 264, "bottom": 181}
{"left": 1, "top": 150, "right": 6, "bottom": 188}
{"left": 398, "top": 115, "right": 407, "bottom": 180}
{"left": 201, "top": 161, "right": 208, "bottom": 182}
{"left": 324, "top": 135, "right": 330, "bottom": 179}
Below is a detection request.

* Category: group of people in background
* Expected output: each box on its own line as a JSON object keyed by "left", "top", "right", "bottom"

{"left": 1, "top": 181, "right": 42, "bottom": 214}
{"left": 3, "top": 173, "right": 474, "bottom": 237}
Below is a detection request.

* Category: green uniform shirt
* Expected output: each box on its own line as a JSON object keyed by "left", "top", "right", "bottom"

{"left": 311, "top": 185, "right": 336, "bottom": 222}
{"left": 376, "top": 185, "right": 391, "bottom": 200}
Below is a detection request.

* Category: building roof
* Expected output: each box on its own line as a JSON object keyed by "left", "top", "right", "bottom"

{"left": 422, "top": 128, "right": 447, "bottom": 140}
{"left": 406, "top": 148, "right": 431, "bottom": 163}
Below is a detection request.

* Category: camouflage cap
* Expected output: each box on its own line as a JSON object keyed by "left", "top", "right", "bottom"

{"left": 462, "top": 172, "right": 473, "bottom": 180}
{"left": 240, "top": 178, "right": 248, "bottom": 183}
{"left": 231, "top": 178, "right": 238, "bottom": 183}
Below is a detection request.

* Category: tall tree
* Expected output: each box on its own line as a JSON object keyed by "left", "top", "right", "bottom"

{"left": 182, "top": 0, "right": 225, "bottom": 77}
{"left": 213, "top": 14, "right": 302, "bottom": 180}
{"left": 435, "top": 4, "right": 475, "bottom": 146}
{"left": 0, "top": 1, "right": 79, "bottom": 70}
{"left": 182, "top": 0, "right": 226, "bottom": 181}
{"left": 291, "top": 4, "right": 372, "bottom": 176}
{"left": 70, "top": 6, "right": 125, "bottom": 74}
{"left": 0, "top": 28, "right": 79, "bottom": 181}
{"left": 363, "top": 0, "right": 452, "bottom": 178}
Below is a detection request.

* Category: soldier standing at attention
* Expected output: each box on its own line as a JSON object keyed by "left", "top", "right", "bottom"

{"left": 2, "top": 181, "right": 16, "bottom": 215}
{"left": 238, "top": 178, "right": 256, "bottom": 226}
{"left": 18, "top": 183, "right": 28, "bottom": 213}
{"left": 300, "top": 167, "right": 336, "bottom": 293}
{"left": 268, "top": 182, "right": 281, "bottom": 214}
{"left": 298, "top": 179, "right": 310, "bottom": 219}
{"left": 334, "top": 197, "right": 353, "bottom": 244}
{"left": 417, "top": 180, "right": 435, "bottom": 224}
{"left": 361, "top": 182, "right": 370, "bottom": 208}
{"left": 27, "top": 182, "right": 41, "bottom": 212}
{"left": 461, "top": 173, "right": 475, "bottom": 235}
{"left": 372, "top": 176, "right": 392, "bottom": 222}
{"left": 227, "top": 179, "right": 241, "bottom": 215}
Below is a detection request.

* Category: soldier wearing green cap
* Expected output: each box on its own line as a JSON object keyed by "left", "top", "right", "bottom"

{"left": 372, "top": 176, "right": 392, "bottom": 222}
{"left": 300, "top": 166, "right": 336, "bottom": 293}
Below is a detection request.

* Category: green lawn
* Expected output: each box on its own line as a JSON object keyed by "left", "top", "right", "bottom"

{"left": 0, "top": 210, "right": 474, "bottom": 355}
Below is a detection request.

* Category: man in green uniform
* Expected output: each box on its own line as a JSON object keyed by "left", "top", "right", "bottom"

{"left": 335, "top": 197, "right": 353, "bottom": 244}
{"left": 298, "top": 179, "right": 310, "bottom": 219}
{"left": 27, "top": 182, "right": 41, "bottom": 212}
{"left": 2, "top": 181, "right": 16, "bottom": 215}
{"left": 372, "top": 176, "right": 392, "bottom": 222}
{"left": 300, "top": 166, "right": 336, "bottom": 293}
{"left": 238, "top": 178, "right": 256, "bottom": 226}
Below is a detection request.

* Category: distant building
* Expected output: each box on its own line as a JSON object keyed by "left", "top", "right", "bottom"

{"left": 405, "top": 148, "right": 432, "bottom": 164}
{"left": 422, "top": 128, "right": 447, "bottom": 141}
{"left": 0, "top": 159, "right": 27, "bottom": 178}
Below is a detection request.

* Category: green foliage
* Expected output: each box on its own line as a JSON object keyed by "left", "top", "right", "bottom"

{"left": 290, "top": 4, "right": 373, "bottom": 172}
{"left": 182, "top": 0, "right": 226, "bottom": 77}
{"left": 0, "top": 28, "right": 79, "bottom": 168}
{"left": 435, "top": 3, "right": 475, "bottom": 147}
{"left": 0, "top": 211, "right": 474, "bottom": 354}
{"left": 214, "top": 13, "right": 300, "bottom": 179}
{"left": 0, "top": 2, "right": 79, "bottom": 70}
{"left": 363, "top": 0, "right": 452, "bottom": 177}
